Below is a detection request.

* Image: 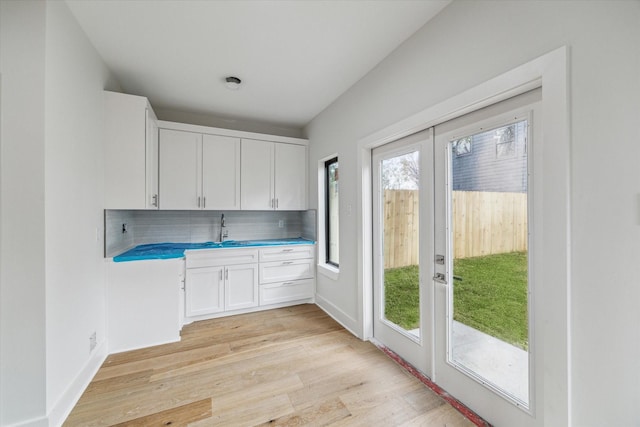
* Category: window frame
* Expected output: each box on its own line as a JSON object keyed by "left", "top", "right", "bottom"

{"left": 324, "top": 156, "right": 339, "bottom": 268}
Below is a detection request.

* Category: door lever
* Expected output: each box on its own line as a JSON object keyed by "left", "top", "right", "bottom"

{"left": 433, "top": 273, "right": 447, "bottom": 285}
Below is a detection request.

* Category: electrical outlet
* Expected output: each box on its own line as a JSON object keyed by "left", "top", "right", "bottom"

{"left": 278, "top": 220, "right": 284, "bottom": 228}
{"left": 89, "top": 332, "right": 97, "bottom": 352}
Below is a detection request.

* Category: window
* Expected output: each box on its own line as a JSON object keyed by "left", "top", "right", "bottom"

{"left": 495, "top": 124, "right": 516, "bottom": 158}
{"left": 452, "top": 136, "right": 472, "bottom": 156}
{"left": 325, "top": 157, "right": 339, "bottom": 267}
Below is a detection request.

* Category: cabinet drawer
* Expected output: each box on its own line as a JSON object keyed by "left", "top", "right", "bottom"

{"left": 186, "top": 248, "right": 258, "bottom": 268}
{"left": 259, "top": 258, "right": 314, "bottom": 284}
{"left": 259, "top": 279, "right": 314, "bottom": 305}
{"left": 259, "top": 245, "right": 315, "bottom": 262}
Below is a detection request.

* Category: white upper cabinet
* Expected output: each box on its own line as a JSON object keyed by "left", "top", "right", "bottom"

{"left": 240, "top": 139, "right": 274, "bottom": 210}
{"left": 159, "top": 129, "right": 241, "bottom": 210}
{"left": 241, "top": 140, "right": 307, "bottom": 210}
{"left": 104, "top": 91, "right": 159, "bottom": 209}
{"left": 202, "top": 134, "right": 241, "bottom": 210}
{"left": 159, "top": 129, "right": 200, "bottom": 210}
{"left": 274, "top": 142, "right": 307, "bottom": 210}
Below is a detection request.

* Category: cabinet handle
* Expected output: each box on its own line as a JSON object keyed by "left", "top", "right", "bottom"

{"left": 197, "top": 196, "right": 201, "bottom": 208}
{"left": 276, "top": 198, "right": 279, "bottom": 209}
{"left": 152, "top": 194, "right": 158, "bottom": 207}
{"left": 282, "top": 282, "right": 296, "bottom": 287}
{"left": 203, "top": 197, "right": 206, "bottom": 209}
{"left": 225, "top": 269, "right": 229, "bottom": 280}
{"left": 282, "top": 249, "right": 293, "bottom": 252}
{"left": 219, "top": 270, "right": 222, "bottom": 281}
{"left": 270, "top": 198, "right": 274, "bottom": 208}
{"left": 282, "top": 261, "right": 293, "bottom": 265}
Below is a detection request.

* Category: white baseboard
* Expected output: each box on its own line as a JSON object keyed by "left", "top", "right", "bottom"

{"left": 4, "top": 416, "right": 48, "bottom": 427}
{"left": 108, "top": 334, "right": 181, "bottom": 355}
{"left": 46, "top": 340, "right": 108, "bottom": 427}
{"left": 314, "top": 294, "right": 360, "bottom": 338}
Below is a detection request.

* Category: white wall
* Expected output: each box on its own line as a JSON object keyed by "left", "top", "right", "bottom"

{"left": 0, "top": 1, "right": 48, "bottom": 425}
{"left": 1, "top": 1, "right": 119, "bottom": 425}
{"left": 305, "top": 1, "right": 640, "bottom": 426}
{"left": 43, "top": 2, "right": 119, "bottom": 424}
{"left": 154, "top": 107, "right": 304, "bottom": 139}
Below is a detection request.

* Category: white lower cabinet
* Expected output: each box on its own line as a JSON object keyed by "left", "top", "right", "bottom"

{"left": 184, "top": 244, "right": 315, "bottom": 321}
{"left": 185, "top": 266, "right": 225, "bottom": 316}
{"left": 185, "top": 248, "right": 259, "bottom": 318}
{"left": 258, "top": 245, "right": 315, "bottom": 304}
{"left": 225, "top": 263, "right": 259, "bottom": 311}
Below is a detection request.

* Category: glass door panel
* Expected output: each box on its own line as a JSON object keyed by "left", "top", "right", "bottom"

{"left": 381, "top": 151, "right": 420, "bottom": 337}
{"left": 449, "top": 120, "right": 529, "bottom": 404}
{"left": 372, "top": 129, "right": 432, "bottom": 375}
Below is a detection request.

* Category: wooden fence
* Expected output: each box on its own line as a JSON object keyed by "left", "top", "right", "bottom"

{"left": 383, "top": 190, "right": 527, "bottom": 268}
{"left": 383, "top": 190, "right": 420, "bottom": 269}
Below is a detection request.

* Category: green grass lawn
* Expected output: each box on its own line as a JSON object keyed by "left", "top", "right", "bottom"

{"left": 384, "top": 266, "right": 421, "bottom": 330}
{"left": 384, "top": 251, "right": 528, "bottom": 350}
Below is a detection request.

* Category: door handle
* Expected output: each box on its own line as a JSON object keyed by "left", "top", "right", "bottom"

{"left": 433, "top": 273, "right": 447, "bottom": 285}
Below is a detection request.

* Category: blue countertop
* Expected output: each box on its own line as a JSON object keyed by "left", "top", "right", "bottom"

{"left": 113, "top": 237, "right": 315, "bottom": 262}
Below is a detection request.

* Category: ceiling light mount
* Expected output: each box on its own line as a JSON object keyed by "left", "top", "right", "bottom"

{"left": 225, "top": 76, "right": 242, "bottom": 90}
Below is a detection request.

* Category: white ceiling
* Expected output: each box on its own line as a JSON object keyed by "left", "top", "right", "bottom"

{"left": 67, "top": 0, "right": 450, "bottom": 130}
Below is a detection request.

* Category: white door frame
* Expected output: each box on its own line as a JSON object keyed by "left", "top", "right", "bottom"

{"left": 356, "top": 47, "right": 570, "bottom": 427}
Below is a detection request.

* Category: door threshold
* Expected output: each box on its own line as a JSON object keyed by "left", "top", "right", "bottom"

{"left": 376, "top": 343, "right": 491, "bottom": 427}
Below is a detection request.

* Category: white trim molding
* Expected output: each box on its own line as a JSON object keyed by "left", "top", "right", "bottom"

{"left": 47, "top": 340, "right": 108, "bottom": 427}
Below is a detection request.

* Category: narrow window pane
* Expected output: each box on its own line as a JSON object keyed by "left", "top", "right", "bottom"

{"left": 449, "top": 120, "right": 529, "bottom": 405}
{"left": 326, "top": 158, "right": 339, "bottom": 266}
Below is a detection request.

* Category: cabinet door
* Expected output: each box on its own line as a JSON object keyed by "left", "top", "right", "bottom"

{"left": 145, "top": 108, "right": 159, "bottom": 209}
{"left": 159, "top": 129, "right": 201, "bottom": 209}
{"left": 186, "top": 266, "right": 224, "bottom": 316}
{"left": 104, "top": 91, "right": 149, "bottom": 209}
{"left": 241, "top": 139, "right": 274, "bottom": 210}
{"left": 274, "top": 143, "right": 307, "bottom": 210}
{"left": 202, "top": 134, "right": 241, "bottom": 210}
{"left": 225, "top": 263, "right": 259, "bottom": 311}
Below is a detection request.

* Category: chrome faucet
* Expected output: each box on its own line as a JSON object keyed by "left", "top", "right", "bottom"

{"left": 219, "top": 213, "right": 228, "bottom": 242}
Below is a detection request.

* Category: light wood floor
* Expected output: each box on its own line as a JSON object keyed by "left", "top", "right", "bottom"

{"left": 65, "top": 304, "right": 475, "bottom": 426}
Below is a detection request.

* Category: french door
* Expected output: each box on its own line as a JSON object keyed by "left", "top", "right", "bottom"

{"left": 372, "top": 129, "right": 433, "bottom": 375}
{"left": 373, "top": 89, "right": 541, "bottom": 426}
